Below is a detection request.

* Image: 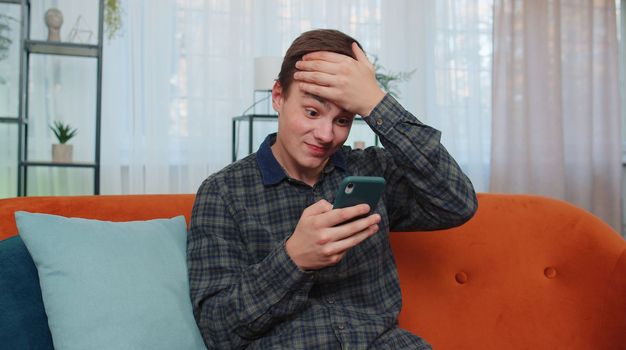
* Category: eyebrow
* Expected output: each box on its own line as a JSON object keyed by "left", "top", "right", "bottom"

{"left": 303, "top": 92, "right": 329, "bottom": 109}
{"left": 302, "top": 92, "right": 352, "bottom": 116}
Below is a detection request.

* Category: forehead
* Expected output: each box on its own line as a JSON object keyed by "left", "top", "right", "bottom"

{"left": 302, "top": 92, "right": 329, "bottom": 107}
{"left": 284, "top": 83, "right": 325, "bottom": 104}
{"left": 287, "top": 86, "right": 352, "bottom": 116}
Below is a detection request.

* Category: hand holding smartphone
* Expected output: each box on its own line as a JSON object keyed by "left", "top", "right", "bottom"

{"left": 285, "top": 176, "right": 385, "bottom": 270}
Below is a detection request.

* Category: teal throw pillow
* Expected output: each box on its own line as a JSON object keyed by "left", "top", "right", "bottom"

{"left": 15, "top": 212, "right": 206, "bottom": 350}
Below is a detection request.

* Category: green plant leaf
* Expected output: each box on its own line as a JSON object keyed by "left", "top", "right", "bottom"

{"left": 50, "top": 121, "right": 78, "bottom": 144}
{"left": 371, "top": 55, "right": 415, "bottom": 99}
{"left": 0, "top": 14, "right": 17, "bottom": 61}
{"left": 105, "top": 0, "right": 123, "bottom": 40}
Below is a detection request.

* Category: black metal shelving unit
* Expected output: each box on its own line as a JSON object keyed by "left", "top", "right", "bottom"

{"left": 13, "top": 0, "right": 104, "bottom": 196}
{"left": 231, "top": 114, "right": 278, "bottom": 162}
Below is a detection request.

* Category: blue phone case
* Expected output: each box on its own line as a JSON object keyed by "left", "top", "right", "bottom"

{"left": 333, "top": 176, "right": 386, "bottom": 210}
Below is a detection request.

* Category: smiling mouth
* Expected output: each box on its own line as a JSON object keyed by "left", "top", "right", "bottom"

{"left": 306, "top": 143, "right": 330, "bottom": 156}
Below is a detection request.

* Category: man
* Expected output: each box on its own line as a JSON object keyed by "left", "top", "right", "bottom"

{"left": 188, "top": 29, "right": 477, "bottom": 349}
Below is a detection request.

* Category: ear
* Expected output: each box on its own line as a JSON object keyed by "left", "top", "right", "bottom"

{"left": 271, "top": 81, "right": 284, "bottom": 113}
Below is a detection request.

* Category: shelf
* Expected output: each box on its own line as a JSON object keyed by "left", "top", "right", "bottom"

{"left": 20, "top": 161, "right": 97, "bottom": 169}
{"left": 232, "top": 114, "right": 278, "bottom": 122}
{"left": 0, "top": 117, "right": 19, "bottom": 123}
{"left": 25, "top": 40, "right": 99, "bottom": 58}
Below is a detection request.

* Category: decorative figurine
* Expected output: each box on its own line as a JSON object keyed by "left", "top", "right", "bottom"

{"left": 44, "top": 8, "right": 63, "bottom": 42}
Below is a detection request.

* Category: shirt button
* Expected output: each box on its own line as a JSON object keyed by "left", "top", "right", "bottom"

{"left": 376, "top": 118, "right": 383, "bottom": 126}
{"left": 326, "top": 297, "right": 335, "bottom": 304}
{"left": 337, "top": 324, "right": 345, "bottom": 330}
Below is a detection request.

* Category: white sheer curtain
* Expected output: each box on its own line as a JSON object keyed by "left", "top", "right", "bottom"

{"left": 385, "top": 2, "right": 493, "bottom": 191}
{"left": 100, "top": 0, "right": 493, "bottom": 194}
{"left": 0, "top": 3, "right": 21, "bottom": 198}
{"left": 490, "top": 0, "right": 622, "bottom": 231}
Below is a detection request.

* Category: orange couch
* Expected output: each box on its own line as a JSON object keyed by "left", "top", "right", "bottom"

{"left": 1, "top": 193, "right": 625, "bottom": 349}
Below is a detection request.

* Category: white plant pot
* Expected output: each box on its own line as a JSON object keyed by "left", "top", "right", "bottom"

{"left": 52, "top": 144, "right": 73, "bottom": 163}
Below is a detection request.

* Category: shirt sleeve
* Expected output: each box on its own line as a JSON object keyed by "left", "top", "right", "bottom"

{"left": 362, "top": 93, "right": 478, "bottom": 231}
{"left": 187, "top": 178, "right": 316, "bottom": 349}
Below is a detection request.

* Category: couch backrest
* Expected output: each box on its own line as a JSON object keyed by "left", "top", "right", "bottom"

{"left": 1, "top": 193, "right": 625, "bottom": 350}
{"left": 390, "top": 194, "right": 626, "bottom": 350}
{"left": 0, "top": 194, "right": 196, "bottom": 239}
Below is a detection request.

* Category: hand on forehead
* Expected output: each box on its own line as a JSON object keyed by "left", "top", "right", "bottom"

{"left": 291, "top": 42, "right": 383, "bottom": 117}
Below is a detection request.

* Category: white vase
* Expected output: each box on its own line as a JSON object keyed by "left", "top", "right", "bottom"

{"left": 52, "top": 144, "right": 73, "bottom": 163}
{"left": 353, "top": 141, "right": 366, "bottom": 150}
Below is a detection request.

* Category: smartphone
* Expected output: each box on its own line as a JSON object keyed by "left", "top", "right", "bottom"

{"left": 333, "top": 176, "right": 386, "bottom": 212}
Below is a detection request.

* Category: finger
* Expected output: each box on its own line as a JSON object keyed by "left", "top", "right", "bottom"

{"left": 329, "top": 213, "right": 381, "bottom": 241}
{"left": 324, "top": 251, "right": 346, "bottom": 266}
{"left": 303, "top": 199, "right": 333, "bottom": 217}
{"left": 352, "top": 42, "right": 369, "bottom": 63}
{"left": 295, "top": 59, "right": 340, "bottom": 75}
{"left": 302, "top": 50, "right": 350, "bottom": 63}
{"left": 293, "top": 71, "right": 335, "bottom": 87}
{"left": 324, "top": 224, "right": 380, "bottom": 256}
{"left": 323, "top": 204, "right": 371, "bottom": 227}
{"left": 315, "top": 213, "right": 379, "bottom": 245}
{"left": 298, "top": 82, "right": 341, "bottom": 101}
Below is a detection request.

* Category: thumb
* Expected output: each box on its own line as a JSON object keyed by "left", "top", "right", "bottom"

{"left": 302, "top": 199, "right": 333, "bottom": 217}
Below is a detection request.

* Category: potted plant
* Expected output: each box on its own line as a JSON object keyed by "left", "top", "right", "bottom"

{"left": 0, "top": 14, "right": 12, "bottom": 61}
{"left": 0, "top": 13, "right": 18, "bottom": 62}
{"left": 372, "top": 55, "right": 415, "bottom": 99}
{"left": 104, "top": 0, "right": 122, "bottom": 40}
{"left": 50, "top": 120, "right": 78, "bottom": 163}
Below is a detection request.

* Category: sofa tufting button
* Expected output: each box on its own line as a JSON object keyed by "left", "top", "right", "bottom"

{"left": 455, "top": 272, "right": 468, "bottom": 284}
{"left": 544, "top": 267, "right": 557, "bottom": 279}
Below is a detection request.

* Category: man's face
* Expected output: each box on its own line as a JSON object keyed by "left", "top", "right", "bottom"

{"left": 271, "top": 82, "right": 355, "bottom": 179}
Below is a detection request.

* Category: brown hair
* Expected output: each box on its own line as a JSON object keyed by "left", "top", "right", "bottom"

{"left": 277, "top": 29, "right": 364, "bottom": 94}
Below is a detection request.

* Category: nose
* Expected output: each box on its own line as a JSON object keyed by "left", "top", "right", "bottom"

{"left": 313, "top": 120, "right": 334, "bottom": 144}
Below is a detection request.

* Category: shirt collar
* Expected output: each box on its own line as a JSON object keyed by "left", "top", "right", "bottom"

{"left": 256, "top": 133, "right": 347, "bottom": 186}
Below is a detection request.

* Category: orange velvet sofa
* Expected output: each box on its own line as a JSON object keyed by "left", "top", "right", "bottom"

{"left": 1, "top": 193, "right": 625, "bottom": 349}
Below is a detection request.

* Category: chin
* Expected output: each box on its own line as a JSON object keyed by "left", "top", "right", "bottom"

{"left": 300, "top": 157, "right": 326, "bottom": 169}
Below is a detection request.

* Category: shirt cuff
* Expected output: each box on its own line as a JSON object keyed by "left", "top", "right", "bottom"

{"left": 258, "top": 238, "right": 316, "bottom": 293}
{"left": 365, "top": 94, "right": 422, "bottom": 136}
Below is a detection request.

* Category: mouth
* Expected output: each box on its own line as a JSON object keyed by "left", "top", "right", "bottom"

{"left": 305, "top": 143, "right": 330, "bottom": 157}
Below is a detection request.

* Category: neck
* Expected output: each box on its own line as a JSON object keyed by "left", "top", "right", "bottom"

{"left": 271, "top": 142, "right": 326, "bottom": 187}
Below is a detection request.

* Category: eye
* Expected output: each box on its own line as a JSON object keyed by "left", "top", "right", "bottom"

{"left": 335, "top": 117, "right": 353, "bottom": 127}
{"left": 305, "top": 109, "right": 318, "bottom": 118}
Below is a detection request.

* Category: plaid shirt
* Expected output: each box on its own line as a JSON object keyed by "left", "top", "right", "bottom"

{"left": 188, "top": 94, "right": 477, "bottom": 349}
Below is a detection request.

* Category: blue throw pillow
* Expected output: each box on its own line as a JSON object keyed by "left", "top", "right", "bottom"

{"left": 15, "top": 212, "right": 207, "bottom": 350}
{"left": 0, "top": 236, "right": 54, "bottom": 349}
